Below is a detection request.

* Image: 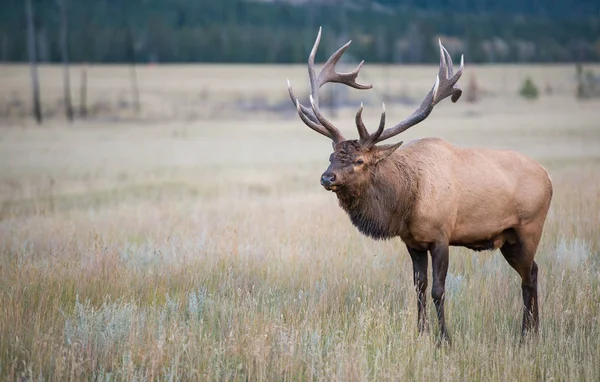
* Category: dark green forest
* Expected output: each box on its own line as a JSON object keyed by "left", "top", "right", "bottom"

{"left": 2, "top": 0, "right": 599, "bottom": 64}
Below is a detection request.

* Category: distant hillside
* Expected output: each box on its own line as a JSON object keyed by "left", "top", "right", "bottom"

{"left": 252, "top": 0, "right": 600, "bottom": 19}
{"left": 1, "top": 0, "right": 598, "bottom": 63}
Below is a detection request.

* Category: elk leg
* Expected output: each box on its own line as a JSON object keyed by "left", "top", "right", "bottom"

{"left": 527, "top": 261, "right": 539, "bottom": 332}
{"left": 407, "top": 246, "right": 429, "bottom": 333}
{"left": 430, "top": 242, "right": 451, "bottom": 344}
{"left": 500, "top": 239, "right": 539, "bottom": 336}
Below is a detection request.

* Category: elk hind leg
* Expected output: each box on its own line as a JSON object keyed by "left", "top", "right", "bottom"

{"left": 430, "top": 242, "right": 451, "bottom": 344}
{"left": 500, "top": 231, "right": 540, "bottom": 336}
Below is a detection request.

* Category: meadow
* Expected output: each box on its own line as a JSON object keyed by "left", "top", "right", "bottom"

{"left": 0, "top": 63, "right": 599, "bottom": 380}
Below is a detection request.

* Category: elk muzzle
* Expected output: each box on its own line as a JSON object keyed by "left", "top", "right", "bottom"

{"left": 321, "top": 172, "right": 337, "bottom": 191}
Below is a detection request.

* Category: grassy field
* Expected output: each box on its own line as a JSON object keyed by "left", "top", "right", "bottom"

{"left": 0, "top": 63, "right": 599, "bottom": 380}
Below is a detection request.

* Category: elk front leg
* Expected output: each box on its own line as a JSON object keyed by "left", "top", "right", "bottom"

{"left": 430, "top": 242, "right": 451, "bottom": 344}
{"left": 407, "top": 246, "right": 429, "bottom": 333}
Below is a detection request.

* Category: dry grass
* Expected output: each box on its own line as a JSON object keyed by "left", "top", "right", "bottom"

{"left": 2, "top": 62, "right": 599, "bottom": 121}
{"left": 0, "top": 63, "right": 599, "bottom": 381}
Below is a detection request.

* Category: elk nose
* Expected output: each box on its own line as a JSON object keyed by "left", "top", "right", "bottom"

{"left": 321, "top": 173, "right": 336, "bottom": 186}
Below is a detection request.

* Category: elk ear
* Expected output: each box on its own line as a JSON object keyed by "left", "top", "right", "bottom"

{"left": 373, "top": 141, "right": 403, "bottom": 163}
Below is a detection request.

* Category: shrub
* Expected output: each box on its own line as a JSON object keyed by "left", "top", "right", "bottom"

{"left": 63, "top": 296, "right": 135, "bottom": 358}
{"left": 576, "top": 63, "right": 600, "bottom": 99}
{"left": 519, "top": 76, "right": 539, "bottom": 99}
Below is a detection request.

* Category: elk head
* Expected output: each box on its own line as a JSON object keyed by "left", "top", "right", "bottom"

{"left": 287, "top": 27, "right": 464, "bottom": 194}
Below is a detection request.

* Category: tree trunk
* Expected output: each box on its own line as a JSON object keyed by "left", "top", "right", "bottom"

{"left": 127, "top": 26, "right": 141, "bottom": 114}
{"left": 80, "top": 66, "right": 87, "bottom": 117}
{"left": 25, "top": 0, "right": 42, "bottom": 124}
{"left": 129, "top": 63, "right": 140, "bottom": 114}
{"left": 58, "top": 0, "right": 73, "bottom": 122}
{"left": 37, "top": 27, "right": 49, "bottom": 63}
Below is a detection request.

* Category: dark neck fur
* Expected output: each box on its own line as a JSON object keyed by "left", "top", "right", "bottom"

{"left": 336, "top": 155, "right": 417, "bottom": 240}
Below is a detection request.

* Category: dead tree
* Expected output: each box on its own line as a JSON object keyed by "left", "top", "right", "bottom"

{"left": 58, "top": 0, "right": 73, "bottom": 122}
{"left": 25, "top": 0, "right": 42, "bottom": 124}
{"left": 127, "top": 25, "right": 141, "bottom": 114}
{"left": 80, "top": 65, "right": 87, "bottom": 117}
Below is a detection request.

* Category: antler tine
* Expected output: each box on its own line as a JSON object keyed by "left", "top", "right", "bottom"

{"left": 287, "top": 80, "right": 320, "bottom": 124}
{"left": 318, "top": 44, "right": 372, "bottom": 91}
{"left": 294, "top": 99, "right": 332, "bottom": 139}
{"left": 373, "top": 41, "right": 464, "bottom": 144}
{"left": 372, "top": 103, "right": 386, "bottom": 142}
{"left": 355, "top": 103, "right": 370, "bottom": 142}
{"left": 309, "top": 95, "right": 344, "bottom": 143}
{"left": 356, "top": 102, "right": 386, "bottom": 147}
{"left": 308, "top": 27, "right": 323, "bottom": 108}
{"left": 450, "top": 54, "right": 465, "bottom": 102}
{"left": 435, "top": 39, "right": 464, "bottom": 104}
{"left": 439, "top": 40, "right": 453, "bottom": 77}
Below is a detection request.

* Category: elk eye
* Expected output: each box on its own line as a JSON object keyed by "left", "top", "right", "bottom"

{"left": 355, "top": 159, "right": 364, "bottom": 165}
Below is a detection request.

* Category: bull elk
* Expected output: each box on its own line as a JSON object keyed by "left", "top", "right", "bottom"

{"left": 287, "top": 28, "right": 553, "bottom": 343}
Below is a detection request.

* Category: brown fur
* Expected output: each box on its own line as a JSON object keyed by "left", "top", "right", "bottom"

{"left": 328, "top": 138, "right": 552, "bottom": 250}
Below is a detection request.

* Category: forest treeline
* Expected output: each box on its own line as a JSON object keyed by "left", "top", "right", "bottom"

{"left": 1, "top": 0, "right": 600, "bottom": 64}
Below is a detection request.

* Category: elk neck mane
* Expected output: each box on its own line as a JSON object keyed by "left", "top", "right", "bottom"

{"left": 335, "top": 153, "right": 418, "bottom": 240}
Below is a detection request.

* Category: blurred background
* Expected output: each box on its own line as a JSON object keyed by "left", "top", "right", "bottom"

{"left": 1, "top": 0, "right": 600, "bottom": 123}
{"left": 3, "top": 0, "right": 600, "bottom": 63}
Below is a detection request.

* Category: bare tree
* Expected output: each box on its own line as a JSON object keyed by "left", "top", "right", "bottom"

{"left": 79, "top": 65, "right": 88, "bottom": 118}
{"left": 37, "top": 27, "right": 50, "bottom": 62}
{"left": 58, "top": 0, "right": 73, "bottom": 122}
{"left": 25, "top": 0, "right": 42, "bottom": 124}
{"left": 127, "top": 25, "right": 141, "bottom": 114}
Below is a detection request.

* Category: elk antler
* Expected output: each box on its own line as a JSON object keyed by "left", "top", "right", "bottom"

{"left": 358, "top": 40, "right": 463, "bottom": 145}
{"left": 287, "top": 27, "right": 372, "bottom": 144}
{"left": 356, "top": 102, "right": 386, "bottom": 147}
